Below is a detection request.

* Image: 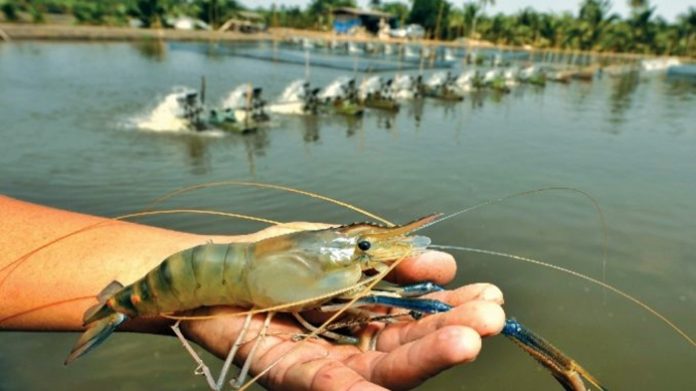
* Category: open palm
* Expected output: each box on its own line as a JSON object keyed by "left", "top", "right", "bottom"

{"left": 180, "top": 237, "right": 505, "bottom": 391}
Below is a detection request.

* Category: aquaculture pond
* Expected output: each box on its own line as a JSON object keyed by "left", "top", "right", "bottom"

{"left": 0, "top": 41, "right": 694, "bottom": 390}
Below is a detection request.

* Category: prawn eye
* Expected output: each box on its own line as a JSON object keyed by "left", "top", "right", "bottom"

{"left": 358, "top": 240, "right": 371, "bottom": 251}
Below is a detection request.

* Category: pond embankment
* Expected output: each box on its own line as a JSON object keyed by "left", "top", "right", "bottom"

{"left": 0, "top": 23, "right": 487, "bottom": 47}
{"left": 1, "top": 22, "right": 683, "bottom": 66}
{"left": 0, "top": 23, "right": 270, "bottom": 42}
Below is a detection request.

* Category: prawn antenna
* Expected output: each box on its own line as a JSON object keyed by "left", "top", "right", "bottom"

{"left": 143, "top": 180, "right": 394, "bottom": 226}
{"left": 429, "top": 244, "right": 695, "bottom": 347}
{"left": 413, "top": 187, "right": 609, "bottom": 289}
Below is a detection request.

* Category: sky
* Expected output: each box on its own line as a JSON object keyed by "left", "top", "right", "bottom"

{"left": 240, "top": 0, "right": 693, "bottom": 22}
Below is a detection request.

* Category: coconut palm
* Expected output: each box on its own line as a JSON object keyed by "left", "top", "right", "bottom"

{"left": 576, "top": 0, "right": 616, "bottom": 50}
{"left": 470, "top": 0, "right": 495, "bottom": 40}
{"left": 676, "top": 7, "right": 696, "bottom": 56}
{"left": 448, "top": 8, "right": 465, "bottom": 39}
{"left": 461, "top": 2, "right": 480, "bottom": 37}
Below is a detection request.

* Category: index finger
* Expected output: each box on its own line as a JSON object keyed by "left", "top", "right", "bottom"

{"left": 387, "top": 250, "right": 457, "bottom": 285}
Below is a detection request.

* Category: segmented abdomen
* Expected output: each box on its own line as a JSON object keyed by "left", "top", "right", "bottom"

{"left": 108, "top": 243, "right": 252, "bottom": 316}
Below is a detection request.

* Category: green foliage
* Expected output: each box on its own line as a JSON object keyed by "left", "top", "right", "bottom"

{"left": 1, "top": 2, "right": 19, "bottom": 21}
{"left": 73, "top": 2, "right": 103, "bottom": 24}
{"left": 308, "top": 0, "right": 356, "bottom": 17}
{"left": 2, "top": 0, "right": 692, "bottom": 56}
{"left": 379, "top": 1, "right": 409, "bottom": 26}
{"left": 274, "top": 6, "right": 312, "bottom": 29}
{"left": 408, "top": 0, "right": 451, "bottom": 38}
{"left": 29, "top": 5, "right": 44, "bottom": 22}
{"left": 131, "top": 0, "right": 165, "bottom": 27}
{"left": 67, "top": 0, "right": 128, "bottom": 26}
{"left": 449, "top": 0, "right": 694, "bottom": 56}
{"left": 192, "top": 0, "right": 243, "bottom": 28}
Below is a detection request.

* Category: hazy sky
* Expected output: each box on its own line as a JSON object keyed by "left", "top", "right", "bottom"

{"left": 240, "top": 1, "right": 692, "bottom": 22}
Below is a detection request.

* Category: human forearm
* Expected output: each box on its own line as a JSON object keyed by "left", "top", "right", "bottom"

{"left": 0, "top": 196, "right": 327, "bottom": 333}
{"left": 0, "top": 196, "right": 214, "bottom": 331}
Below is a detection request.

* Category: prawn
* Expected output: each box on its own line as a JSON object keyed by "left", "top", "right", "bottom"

{"left": 64, "top": 214, "right": 443, "bottom": 388}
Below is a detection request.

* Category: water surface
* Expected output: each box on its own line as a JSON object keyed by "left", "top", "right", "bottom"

{"left": 0, "top": 41, "right": 694, "bottom": 390}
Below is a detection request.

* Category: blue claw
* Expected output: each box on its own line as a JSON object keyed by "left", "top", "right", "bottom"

{"left": 502, "top": 318, "right": 607, "bottom": 391}
{"left": 357, "top": 295, "right": 453, "bottom": 314}
{"left": 502, "top": 318, "right": 523, "bottom": 337}
{"left": 399, "top": 281, "right": 446, "bottom": 297}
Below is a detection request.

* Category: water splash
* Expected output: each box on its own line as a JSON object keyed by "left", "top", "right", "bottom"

{"left": 426, "top": 71, "right": 448, "bottom": 87}
{"left": 358, "top": 75, "right": 381, "bottom": 100}
{"left": 278, "top": 79, "right": 306, "bottom": 102}
{"left": 221, "top": 84, "right": 252, "bottom": 109}
{"left": 268, "top": 79, "right": 307, "bottom": 115}
{"left": 135, "top": 87, "right": 193, "bottom": 132}
{"left": 393, "top": 74, "right": 418, "bottom": 100}
{"left": 319, "top": 76, "right": 352, "bottom": 100}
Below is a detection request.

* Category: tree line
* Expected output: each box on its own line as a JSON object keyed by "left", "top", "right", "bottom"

{"left": 0, "top": 0, "right": 246, "bottom": 28}
{"left": 380, "top": 0, "right": 694, "bottom": 57}
{"left": 1, "top": 0, "right": 694, "bottom": 57}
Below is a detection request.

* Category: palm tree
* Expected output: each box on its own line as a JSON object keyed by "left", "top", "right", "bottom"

{"left": 628, "top": 0, "right": 648, "bottom": 14}
{"left": 599, "top": 20, "right": 634, "bottom": 52}
{"left": 479, "top": 12, "right": 514, "bottom": 45}
{"left": 576, "top": 0, "right": 615, "bottom": 50}
{"left": 447, "top": 8, "right": 465, "bottom": 39}
{"left": 677, "top": 7, "right": 696, "bottom": 56}
{"left": 470, "top": 0, "right": 495, "bottom": 40}
{"left": 629, "top": 5, "right": 656, "bottom": 52}
{"left": 462, "top": 2, "right": 480, "bottom": 37}
{"left": 537, "top": 12, "right": 561, "bottom": 48}
{"left": 515, "top": 7, "right": 541, "bottom": 45}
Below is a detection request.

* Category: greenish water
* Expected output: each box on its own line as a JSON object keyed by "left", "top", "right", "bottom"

{"left": 0, "top": 41, "right": 694, "bottom": 390}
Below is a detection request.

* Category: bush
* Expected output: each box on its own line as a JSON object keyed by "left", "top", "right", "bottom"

{"left": 73, "top": 2, "right": 104, "bottom": 25}
{"left": 30, "top": 6, "right": 44, "bottom": 23}
{"left": 1, "top": 2, "right": 19, "bottom": 21}
{"left": 44, "top": 1, "right": 70, "bottom": 14}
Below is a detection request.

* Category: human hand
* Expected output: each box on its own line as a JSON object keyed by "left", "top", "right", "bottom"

{"left": 182, "top": 223, "right": 506, "bottom": 391}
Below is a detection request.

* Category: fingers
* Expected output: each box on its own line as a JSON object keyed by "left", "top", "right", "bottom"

{"left": 181, "top": 310, "right": 384, "bottom": 391}
{"left": 180, "top": 309, "right": 302, "bottom": 358}
{"left": 387, "top": 250, "right": 457, "bottom": 285}
{"left": 374, "top": 300, "right": 504, "bottom": 353}
{"left": 244, "top": 333, "right": 386, "bottom": 391}
{"left": 276, "top": 356, "right": 388, "bottom": 391}
{"left": 427, "top": 282, "right": 504, "bottom": 306}
{"left": 347, "top": 326, "right": 482, "bottom": 390}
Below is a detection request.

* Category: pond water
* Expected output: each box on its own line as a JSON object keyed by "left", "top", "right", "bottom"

{"left": 0, "top": 41, "right": 694, "bottom": 390}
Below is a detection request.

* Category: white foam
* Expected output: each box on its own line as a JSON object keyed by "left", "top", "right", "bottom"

{"left": 358, "top": 75, "right": 381, "bottom": 100}
{"left": 135, "top": 88, "right": 192, "bottom": 132}
{"left": 268, "top": 101, "right": 305, "bottom": 115}
{"left": 221, "top": 84, "right": 252, "bottom": 109}
{"left": 319, "top": 76, "right": 352, "bottom": 100}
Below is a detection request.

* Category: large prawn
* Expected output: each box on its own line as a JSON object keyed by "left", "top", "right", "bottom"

{"left": 1, "top": 181, "right": 694, "bottom": 390}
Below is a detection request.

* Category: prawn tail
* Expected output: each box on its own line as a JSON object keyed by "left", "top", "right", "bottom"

{"left": 65, "top": 281, "right": 128, "bottom": 365}
{"left": 64, "top": 310, "right": 127, "bottom": 365}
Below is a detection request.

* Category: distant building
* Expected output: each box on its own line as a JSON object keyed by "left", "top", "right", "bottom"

{"left": 331, "top": 7, "right": 394, "bottom": 35}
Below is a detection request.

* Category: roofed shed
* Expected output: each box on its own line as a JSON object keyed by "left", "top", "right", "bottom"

{"left": 331, "top": 7, "right": 394, "bottom": 35}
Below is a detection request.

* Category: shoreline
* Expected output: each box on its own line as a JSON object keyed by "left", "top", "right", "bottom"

{"left": 1, "top": 23, "right": 687, "bottom": 62}
{"left": 0, "top": 23, "right": 268, "bottom": 42}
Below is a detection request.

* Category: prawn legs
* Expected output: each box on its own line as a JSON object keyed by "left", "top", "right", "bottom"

{"left": 172, "top": 281, "right": 605, "bottom": 391}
